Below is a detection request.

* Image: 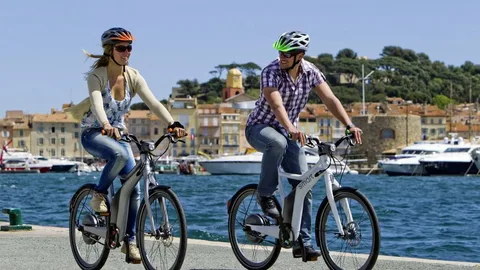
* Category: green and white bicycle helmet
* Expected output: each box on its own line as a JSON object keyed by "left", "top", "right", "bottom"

{"left": 273, "top": 31, "right": 310, "bottom": 52}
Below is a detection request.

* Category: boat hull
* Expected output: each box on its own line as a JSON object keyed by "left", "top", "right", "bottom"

{"left": 199, "top": 161, "right": 261, "bottom": 175}
{"left": 420, "top": 161, "right": 478, "bottom": 175}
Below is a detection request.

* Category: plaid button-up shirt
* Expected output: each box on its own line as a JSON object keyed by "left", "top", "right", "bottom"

{"left": 246, "top": 59, "right": 326, "bottom": 134}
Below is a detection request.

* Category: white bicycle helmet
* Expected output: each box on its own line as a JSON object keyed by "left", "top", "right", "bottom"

{"left": 273, "top": 31, "right": 310, "bottom": 52}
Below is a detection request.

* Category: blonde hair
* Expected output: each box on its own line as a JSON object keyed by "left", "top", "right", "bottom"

{"left": 82, "top": 44, "right": 114, "bottom": 78}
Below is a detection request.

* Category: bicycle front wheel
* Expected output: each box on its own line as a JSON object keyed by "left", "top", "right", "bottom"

{"left": 227, "top": 185, "right": 281, "bottom": 270}
{"left": 136, "top": 187, "right": 187, "bottom": 270}
{"left": 315, "top": 188, "right": 380, "bottom": 270}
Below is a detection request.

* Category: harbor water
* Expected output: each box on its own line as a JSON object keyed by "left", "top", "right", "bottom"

{"left": 0, "top": 172, "right": 479, "bottom": 263}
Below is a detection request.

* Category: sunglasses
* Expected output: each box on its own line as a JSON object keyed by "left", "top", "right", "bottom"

{"left": 279, "top": 50, "right": 303, "bottom": 58}
{"left": 114, "top": 45, "right": 133, "bottom": 53}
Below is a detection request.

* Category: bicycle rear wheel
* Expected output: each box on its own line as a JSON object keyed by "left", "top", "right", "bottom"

{"left": 69, "top": 185, "right": 110, "bottom": 270}
{"left": 227, "top": 185, "right": 281, "bottom": 270}
{"left": 315, "top": 188, "right": 380, "bottom": 270}
{"left": 136, "top": 187, "right": 187, "bottom": 270}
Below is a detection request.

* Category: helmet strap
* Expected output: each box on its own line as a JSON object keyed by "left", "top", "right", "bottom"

{"left": 285, "top": 55, "right": 301, "bottom": 71}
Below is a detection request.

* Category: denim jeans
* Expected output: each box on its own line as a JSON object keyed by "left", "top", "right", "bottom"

{"left": 81, "top": 128, "right": 140, "bottom": 242}
{"left": 245, "top": 124, "right": 313, "bottom": 247}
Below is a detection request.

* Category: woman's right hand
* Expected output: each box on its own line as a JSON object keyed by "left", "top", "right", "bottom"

{"left": 103, "top": 123, "right": 121, "bottom": 140}
{"left": 287, "top": 127, "right": 306, "bottom": 146}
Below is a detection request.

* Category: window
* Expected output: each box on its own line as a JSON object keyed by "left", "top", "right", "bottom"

{"left": 60, "top": 127, "right": 65, "bottom": 133}
{"left": 19, "top": 130, "right": 24, "bottom": 136}
{"left": 17, "top": 140, "right": 25, "bottom": 147}
{"left": 380, "top": 128, "right": 395, "bottom": 139}
{"left": 132, "top": 127, "right": 137, "bottom": 134}
{"left": 39, "top": 149, "right": 43, "bottom": 156}
{"left": 1, "top": 130, "right": 8, "bottom": 137}
{"left": 179, "top": 115, "right": 189, "bottom": 128}
{"left": 154, "top": 128, "right": 159, "bottom": 135}
{"left": 38, "top": 138, "right": 44, "bottom": 145}
{"left": 74, "top": 123, "right": 79, "bottom": 128}
{"left": 224, "top": 135, "right": 229, "bottom": 144}
{"left": 203, "top": 118, "right": 208, "bottom": 126}
{"left": 75, "top": 132, "right": 79, "bottom": 138}
{"left": 421, "top": 119, "right": 426, "bottom": 124}
{"left": 212, "top": 118, "right": 218, "bottom": 126}
{"left": 132, "top": 119, "right": 136, "bottom": 124}
{"left": 60, "top": 138, "right": 65, "bottom": 145}
{"left": 51, "top": 149, "right": 56, "bottom": 157}
{"left": 38, "top": 127, "right": 44, "bottom": 132}
{"left": 141, "top": 127, "right": 147, "bottom": 136}
{"left": 51, "top": 138, "right": 56, "bottom": 144}
{"left": 439, "top": 119, "right": 443, "bottom": 124}
{"left": 320, "top": 119, "right": 324, "bottom": 126}
{"left": 51, "top": 127, "right": 55, "bottom": 133}
{"left": 61, "top": 149, "right": 65, "bottom": 156}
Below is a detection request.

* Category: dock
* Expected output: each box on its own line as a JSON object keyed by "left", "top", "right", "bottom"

{"left": 0, "top": 222, "right": 478, "bottom": 270}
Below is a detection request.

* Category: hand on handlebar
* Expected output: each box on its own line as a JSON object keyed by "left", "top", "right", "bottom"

{"left": 347, "top": 127, "right": 363, "bottom": 145}
{"left": 102, "top": 124, "right": 121, "bottom": 140}
{"left": 287, "top": 128, "right": 306, "bottom": 146}
{"left": 167, "top": 121, "right": 187, "bottom": 139}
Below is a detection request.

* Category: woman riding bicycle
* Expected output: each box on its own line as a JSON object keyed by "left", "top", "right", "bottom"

{"left": 79, "top": 27, "right": 186, "bottom": 262}
{"left": 245, "top": 30, "right": 362, "bottom": 261}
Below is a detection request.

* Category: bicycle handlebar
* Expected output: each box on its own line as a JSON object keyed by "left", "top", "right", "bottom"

{"left": 288, "top": 132, "right": 355, "bottom": 156}
{"left": 101, "top": 129, "right": 185, "bottom": 154}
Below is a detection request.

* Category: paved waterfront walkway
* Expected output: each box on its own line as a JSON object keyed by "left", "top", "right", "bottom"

{"left": 0, "top": 222, "right": 478, "bottom": 270}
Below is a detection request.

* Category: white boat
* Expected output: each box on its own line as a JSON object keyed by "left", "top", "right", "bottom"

{"left": 198, "top": 149, "right": 358, "bottom": 175}
{"left": 377, "top": 143, "right": 452, "bottom": 176}
{"left": 34, "top": 156, "right": 77, "bottom": 172}
{"left": 419, "top": 144, "right": 480, "bottom": 175}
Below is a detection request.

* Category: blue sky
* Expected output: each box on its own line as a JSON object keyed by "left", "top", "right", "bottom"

{"left": 1, "top": 0, "right": 478, "bottom": 114}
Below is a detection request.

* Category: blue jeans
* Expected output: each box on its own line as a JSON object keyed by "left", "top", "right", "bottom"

{"left": 245, "top": 124, "right": 313, "bottom": 247}
{"left": 81, "top": 128, "right": 140, "bottom": 242}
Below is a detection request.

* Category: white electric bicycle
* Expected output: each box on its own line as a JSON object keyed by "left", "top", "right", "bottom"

{"left": 227, "top": 133, "right": 380, "bottom": 270}
{"left": 69, "top": 130, "right": 187, "bottom": 270}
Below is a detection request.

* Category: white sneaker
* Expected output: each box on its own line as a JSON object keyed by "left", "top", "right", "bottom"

{"left": 90, "top": 192, "right": 108, "bottom": 213}
{"left": 121, "top": 243, "right": 141, "bottom": 262}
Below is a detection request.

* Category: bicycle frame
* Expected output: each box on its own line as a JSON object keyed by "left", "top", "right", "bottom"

{"left": 246, "top": 149, "right": 354, "bottom": 242}
{"left": 81, "top": 137, "right": 172, "bottom": 244}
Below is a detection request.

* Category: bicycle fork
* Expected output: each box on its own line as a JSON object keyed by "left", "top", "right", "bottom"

{"left": 143, "top": 161, "right": 171, "bottom": 238}
{"left": 325, "top": 172, "right": 354, "bottom": 236}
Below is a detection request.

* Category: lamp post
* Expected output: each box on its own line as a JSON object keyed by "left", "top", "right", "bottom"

{"left": 405, "top": 100, "right": 413, "bottom": 145}
{"left": 361, "top": 64, "right": 375, "bottom": 115}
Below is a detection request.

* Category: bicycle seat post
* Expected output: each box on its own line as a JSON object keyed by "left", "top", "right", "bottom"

{"left": 108, "top": 184, "right": 115, "bottom": 202}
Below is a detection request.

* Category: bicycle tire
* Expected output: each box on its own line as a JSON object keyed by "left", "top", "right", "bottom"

{"left": 69, "top": 185, "right": 110, "bottom": 270}
{"left": 136, "top": 187, "right": 187, "bottom": 270}
{"left": 227, "top": 185, "right": 282, "bottom": 270}
{"left": 315, "top": 187, "right": 380, "bottom": 270}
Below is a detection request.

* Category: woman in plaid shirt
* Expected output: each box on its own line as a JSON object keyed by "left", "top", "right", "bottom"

{"left": 245, "top": 31, "right": 363, "bottom": 261}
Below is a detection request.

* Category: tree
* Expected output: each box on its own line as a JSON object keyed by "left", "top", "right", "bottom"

{"left": 176, "top": 79, "right": 201, "bottom": 97}
{"left": 432, "top": 94, "right": 453, "bottom": 110}
{"left": 336, "top": 48, "right": 357, "bottom": 59}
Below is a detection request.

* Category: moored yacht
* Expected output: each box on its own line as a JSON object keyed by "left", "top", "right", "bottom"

{"left": 419, "top": 144, "right": 480, "bottom": 175}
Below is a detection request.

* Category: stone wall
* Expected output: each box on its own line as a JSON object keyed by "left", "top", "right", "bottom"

{"left": 351, "top": 115, "right": 422, "bottom": 165}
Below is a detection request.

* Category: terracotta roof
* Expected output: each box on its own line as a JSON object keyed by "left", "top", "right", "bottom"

{"left": 32, "top": 113, "right": 77, "bottom": 123}
{"left": 218, "top": 107, "right": 237, "bottom": 114}
{"left": 126, "top": 110, "right": 151, "bottom": 119}
{"left": 0, "top": 120, "right": 14, "bottom": 126}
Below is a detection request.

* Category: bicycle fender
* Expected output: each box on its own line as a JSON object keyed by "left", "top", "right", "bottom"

{"left": 149, "top": 185, "right": 171, "bottom": 192}
{"left": 69, "top": 183, "right": 96, "bottom": 213}
{"left": 227, "top": 183, "right": 258, "bottom": 214}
